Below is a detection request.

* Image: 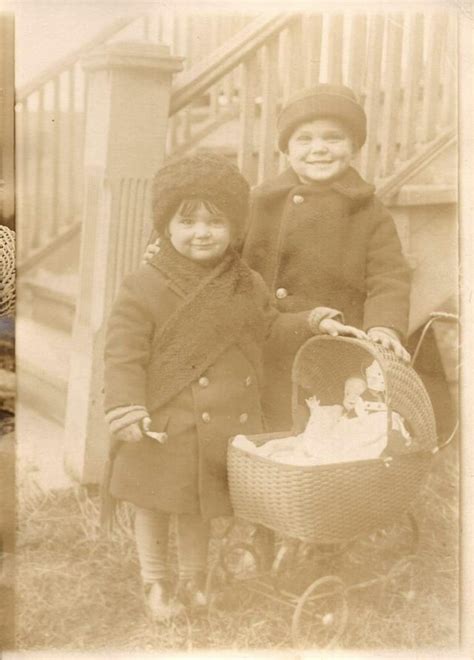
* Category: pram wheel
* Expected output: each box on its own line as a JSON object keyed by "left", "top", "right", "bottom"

{"left": 292, "top": 575, "right": 348, "bottom": 649}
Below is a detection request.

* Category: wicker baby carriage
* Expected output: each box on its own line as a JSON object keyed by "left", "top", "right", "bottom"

{"left": 228, "top": 332, "right": 439, "bottom": 545}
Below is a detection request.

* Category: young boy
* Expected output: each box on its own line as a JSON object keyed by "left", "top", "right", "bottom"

{"left": 242, "top": 84, "right": 411, "bottom": 429}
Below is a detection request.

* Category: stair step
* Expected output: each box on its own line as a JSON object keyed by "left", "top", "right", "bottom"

{"left": 20, "top": 271, "right": 78, "bottom": 333}
{"left": 16, "top": 316, "right": 72, "bottom": 424}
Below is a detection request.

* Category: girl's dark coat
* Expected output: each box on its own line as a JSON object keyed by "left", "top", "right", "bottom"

{"left": 243, "top": 166, "right": 411, "bottom": 429}
{"left": 103, "top": 260, "right": 313, "bottom": 519}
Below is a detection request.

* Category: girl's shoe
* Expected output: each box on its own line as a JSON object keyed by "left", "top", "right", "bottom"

{"left": 176, "top": 572, "right": 208, "bottom": 611}
{"left": 144, "top": 580, "right": 184, "bottom": 622}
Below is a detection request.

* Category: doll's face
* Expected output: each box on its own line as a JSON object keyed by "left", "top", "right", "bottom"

{"left": 343, "top": 377, "right": 367, "bottom": 411}
{"left": 167, "top": 200, "right": 232, "bottom": 264}
{"left": 286, "top": 118, "right": 356, "bottom": 184}
{"left": 365, "top": 361, "right": 385, "bottom": 392}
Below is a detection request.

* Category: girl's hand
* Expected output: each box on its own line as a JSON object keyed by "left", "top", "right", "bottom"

{"left": 319, "top": 318, "right": 368, "bottom": 340}
{"left": 115, "top": 421, "right": 143, "bottom": 443}
{"left": 114, "top": 418, "right": 167, "bottom": 443}
{"left": 142, "top": 417, "right": 167, "bottom": 444}
{"left": 367, "top": 327, "right": 410, "bottom": 362}
{"left": 142, "top": 238, "right": 161, "bottom": 264}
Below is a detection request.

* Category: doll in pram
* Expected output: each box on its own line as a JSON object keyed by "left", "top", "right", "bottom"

{"left": 208, "top": 314, "right": 458, "bottom": 648}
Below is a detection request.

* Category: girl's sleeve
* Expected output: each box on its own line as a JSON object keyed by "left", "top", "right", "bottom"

{"left": 364, "top": 198, "right": 411, "bottom": 339}
{"left": 103, "top": 272, "right": 155, "bottom": 412}
{"left": 252, "top": 271, "right": 339, "bottom": 350}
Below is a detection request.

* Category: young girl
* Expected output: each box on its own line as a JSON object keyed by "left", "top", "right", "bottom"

{"left": 103, "top": 152, "right": 364, "bottom": 621}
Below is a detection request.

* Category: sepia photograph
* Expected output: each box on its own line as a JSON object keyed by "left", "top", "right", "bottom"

{"left": 1, "top": 0, "right": 473, "bottom": 656}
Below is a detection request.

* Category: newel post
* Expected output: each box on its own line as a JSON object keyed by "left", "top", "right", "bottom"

{"left": 63, "top": 42, "right": 183, "bottom": 483}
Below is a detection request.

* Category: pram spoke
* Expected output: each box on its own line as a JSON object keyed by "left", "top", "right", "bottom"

{"left": 292, "top": 575, "right": 348, "bottom": 649}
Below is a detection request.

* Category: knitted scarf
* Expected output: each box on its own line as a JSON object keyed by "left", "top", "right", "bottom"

{"left": 146, "top": 240, "right": 266, "bottom": 411}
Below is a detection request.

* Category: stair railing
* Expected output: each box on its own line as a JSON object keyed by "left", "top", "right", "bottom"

{"left": 15, "top": 11, "right": 254, "bottom": 272}
{"left": 17, "top": 10, "right": 457, "bottom": 274}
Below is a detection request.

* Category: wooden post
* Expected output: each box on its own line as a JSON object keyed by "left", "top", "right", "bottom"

{"left": 63, "top": 42, "right": 183, "bottom": 484}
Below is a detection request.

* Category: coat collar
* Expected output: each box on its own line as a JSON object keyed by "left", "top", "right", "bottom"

{"left": 252, "top": 166, "right": 375, "bottom": 205}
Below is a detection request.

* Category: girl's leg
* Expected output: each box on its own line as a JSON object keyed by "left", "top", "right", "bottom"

{"left": 175, "top": 512, "right": 210, "bottom": 580}
{"left": 134, "top": 506, "right": 169, "bottom": 584}
{"left": 175, "top": 513, "right": 210, "bottom": 608}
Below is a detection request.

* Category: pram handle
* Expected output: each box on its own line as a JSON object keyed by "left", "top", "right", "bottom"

{"left": 410, "top": 311, "right": 460, "bottom": 453}
{"left": 410, "top": 311, "right": 459, "bottom": 368}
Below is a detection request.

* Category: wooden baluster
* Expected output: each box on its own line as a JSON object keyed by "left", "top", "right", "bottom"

{"left": 68, "top": 65, "right": 76, "bottom": 224}
{"left": 441, "top": 12, "right": 456, "bottom": 128}
{"left": 209, "top": 16, "right": 220, "bottom": 120}
{"left": 278, "top": 27, "right": 290, "bottom": 173}
{"left": 238, "top": 55, "right": 258, "bottom": 184}
{"left": 287, "top": 15, "right": 305, "bottom": 94}
{"left": 32, "top": 87, "right": 45, "bottom": 250}
{"left": 399, "top": 13, "right": 424, "bottom": 161}
{"left": 51, "top": 74, "right": 61, "bottom": 236}
{"left": 304, "top": 14, "right": 323, "bottom": 86}
{"left": 182, "top": 15, "right": 193, "bottom": 143}
{"left": 18, "top": 99, "right": 29, "bottom": 259}
{"left": 421, "top": 13, "right": 444, "bottom": 143}
{"left": 347, "top": 14, "right": 367, "bottom": 95}
{"left": 142, "top": 14, "right": 151, "bottom": 41}
{"left": 379, "top": 13, "right": 404, "bottom": 178}
{"left": 223, "top": 18, "right": 235, "bottom": 108}
{"left": 258, "top": 36, "right": 279, "bottom": 184}
{"left": 358, "top": 14, "right": 385, "bottom": 182}
{"left": 327, "top": 14, "right": 344, "bottom": 83}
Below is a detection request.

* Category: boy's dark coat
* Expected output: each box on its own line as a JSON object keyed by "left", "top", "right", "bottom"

{"left": 243, "top": 166, "right": 411, "bottom": 428}
{"left": 104, "top": 262, "right": 313, "bottom": 519}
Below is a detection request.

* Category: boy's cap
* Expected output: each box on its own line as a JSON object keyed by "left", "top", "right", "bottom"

{"left": 277, "top": 84, "right": 367, "bottom": 152}
{"left": 151, "top": 151, "right": 249, "bottom": 235}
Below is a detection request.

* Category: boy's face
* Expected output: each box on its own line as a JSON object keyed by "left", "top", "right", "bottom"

{"left": 167, "top": 201, "right": 232, "bottom": 264}
{"left": 286, "top": 118, "right": 356, "bottom": 184}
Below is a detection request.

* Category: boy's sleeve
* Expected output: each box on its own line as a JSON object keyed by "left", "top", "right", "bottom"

{"left": 103, "top": 272, "right": 155, "bottom": 412}
{"left": 363, "top": 198, "right": 411, "bottom": 339}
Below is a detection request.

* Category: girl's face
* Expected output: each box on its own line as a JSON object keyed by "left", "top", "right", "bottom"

{"left": 287, "top": 118, "right": 356, "bottom": 184}
{"left": 167, "top": 200, "right": 232, "bottom": 264}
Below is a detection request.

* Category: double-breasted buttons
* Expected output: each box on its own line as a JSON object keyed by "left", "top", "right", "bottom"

{"left": 198, "top": 376, "right": 209, "bottom": 388}
{"left": 275, "top": 287, "right": 288, "bottom": 299}
{"left": 201, "top": 412, "right": 211, "bottom": 423}
{"left": 245, "top": 376, "right": 252, "bottom": 387}
{"left": 292, "top": 194, "right": 304, "bottom": 204}
{"left": 239, "top": 413, "right": 249, "bottom": 424}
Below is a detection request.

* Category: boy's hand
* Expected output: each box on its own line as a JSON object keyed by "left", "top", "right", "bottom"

{"left": 142, "top": 238, "right": 161, "bottom": 264}
{"left": 367, "top": 327, "right": 410, "bottom": 362}
{"left": 319, "top": 318, "right": 368, "bottom": 340}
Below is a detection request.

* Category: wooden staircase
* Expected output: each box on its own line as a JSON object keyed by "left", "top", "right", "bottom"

{"left": 15, "top": 10, "right": 458, "bottom": 422}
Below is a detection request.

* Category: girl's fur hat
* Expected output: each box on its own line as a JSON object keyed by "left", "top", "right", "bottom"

{"left": 277, "top": 83, "right": 367, "bottom": 152}
{"left": 152, "top": 151, "right": 250, "bottom": 236}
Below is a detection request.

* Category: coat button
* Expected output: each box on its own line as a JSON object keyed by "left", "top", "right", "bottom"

{"left": 239, "top": 413, "right": 249, "bottom": 424}
{"left": 276, "top": 287, "right": 288, "bottom": 299}
{"left": 245, "top": 376, "right": 252, "bottom": 387}
{"left": 293, "top": 194, "right": 304, "bottom": 204}
{"left": 198, "top": 376, "right": 209, "bottom": 388}
{"left": 202, "top": 412, "right": 211, "bottom": 423}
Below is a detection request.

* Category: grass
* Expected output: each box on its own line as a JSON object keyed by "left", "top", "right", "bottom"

{"left": 14, "top": 437, "right": 459, "bottom": 653}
